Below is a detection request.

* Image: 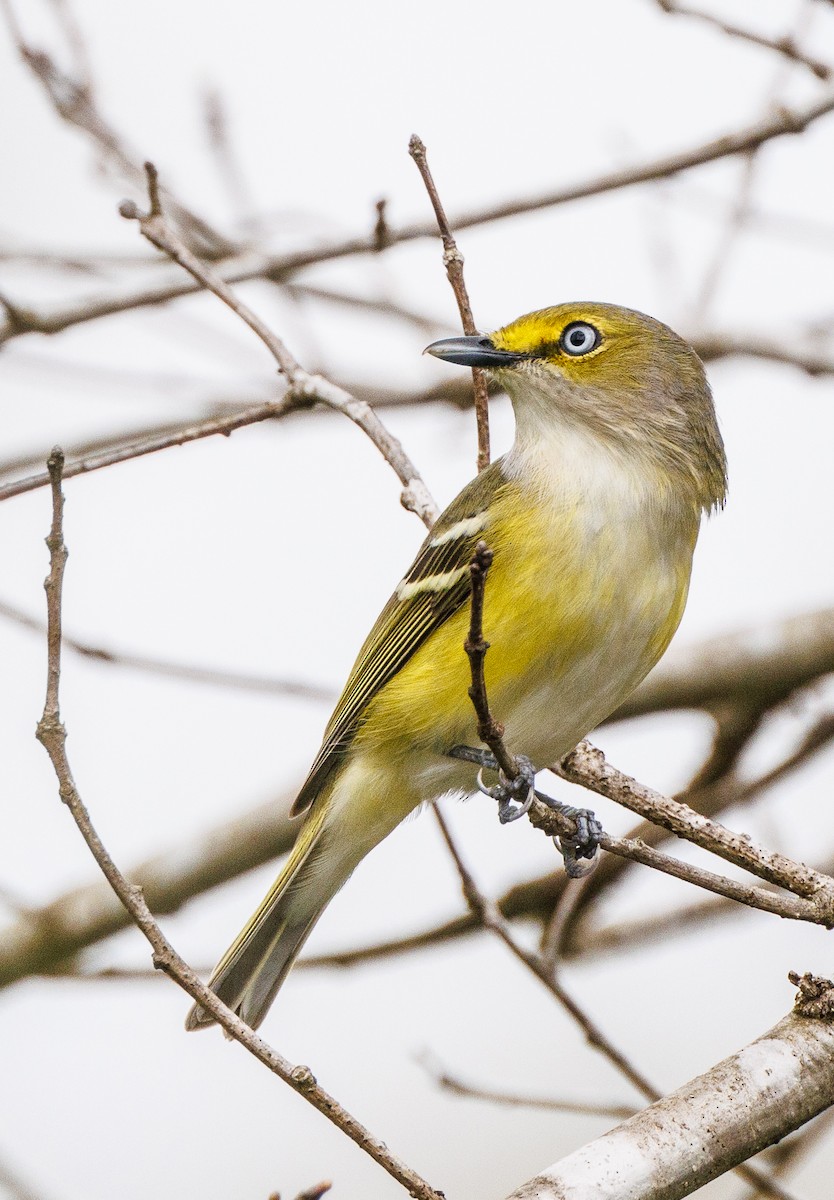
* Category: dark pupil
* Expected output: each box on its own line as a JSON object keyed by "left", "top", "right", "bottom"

{"left": 569, "top": 328, "right": 587, "bottom": 347}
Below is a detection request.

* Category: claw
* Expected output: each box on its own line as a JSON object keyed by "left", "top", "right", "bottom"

{"left": 477, "top": 754, "right": 537, "bottom": 824}
{"left": 534, "top": 790, "right": 603, "bottom": 878}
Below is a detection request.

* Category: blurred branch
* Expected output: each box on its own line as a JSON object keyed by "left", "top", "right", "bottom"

{"left": 694, "top": 330, "right": 834, "bottom": 376}
{"left": 4, "top": 88, "right": 834, "bottom": 348}
{"left": 202, "top": 87, "right": 257, "bottom": 229}
{"left": 0, "top": 596, "right": 334, "bottom": 701}
{"left": 611, "top": 606, "right": 834, "bottom": 720}
{"left": 656, "top": 1, "right": 833, "bottom": 81}
{"left": 505, "top": 1007, "right": 834, "bottom": 1200}
{"left": 409, "top": 134, "right": 491, "bottom": 472}
{"left": 0, "top": 787, "right": 298, "bottom": 988}
{"left": 32, "top": 447, "right": 444, "bottom": 1200}
{"left": 119, "top": 163, "right": 439, "bottom": 527}
{"left": 0, "top": 395, "right": 305, "bottom": 503}
{"left": 2, "top": 0, "right": 234, "bottom": 257}
{"left": 0, "top": 1154, "right": 51, "bottom": 1200}
{"left": 421, "top": 1055, "right": 637, "bottom": 1120}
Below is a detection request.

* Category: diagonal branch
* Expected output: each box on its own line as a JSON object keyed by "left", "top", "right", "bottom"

{"left": 32, "top": 448, "right": 444, "bottom": 1200}
{"left": 119, "top": 164, "right": 438, "bottom": 528}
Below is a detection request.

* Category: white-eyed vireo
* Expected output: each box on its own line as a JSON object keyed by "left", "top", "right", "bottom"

{"left": 187, "top": 302, "right": 727, "bottom": 1031}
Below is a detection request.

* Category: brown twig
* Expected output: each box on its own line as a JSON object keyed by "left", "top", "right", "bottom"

{"left": 32, "top": 448, "right": 444, "bottom": 1200}
{"left": 0, "top": 396, "right": 303, "bottom": 503}
{"left": 409, "top": 135, "right": 490, "bottom": 472}
{"left": 119, "top": 164, "right": 438, "bottom": 528}
{"left": 461, "top": 542, "right": 519, "bottom": 780}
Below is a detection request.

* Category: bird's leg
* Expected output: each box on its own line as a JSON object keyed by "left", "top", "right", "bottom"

{"left": 534, "top": 789, "right": 603, "bottom": 879}
{"left": 445, "top": 745, "right": 602, "bottom": 878}
{"left": 447, "top": 745, "right": 536, "bottom": 823}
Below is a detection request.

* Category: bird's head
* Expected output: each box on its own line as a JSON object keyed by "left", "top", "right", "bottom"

{"left": 426, "top": 302, "right": 727, "bottom": 513}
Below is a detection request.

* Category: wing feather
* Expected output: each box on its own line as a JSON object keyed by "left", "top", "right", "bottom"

{"left": 291, "top": 459, "right": 507, "bottom": 814}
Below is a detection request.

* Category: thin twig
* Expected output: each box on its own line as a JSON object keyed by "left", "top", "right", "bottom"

{"left": 409, "top": 135, "right": 490, "bottom": 472}
{"left": 431, "top": 804, "right": 656, "bottom": 1100}
{"left": 32, "top": 449, "right": 444, "bottom": 1200}
{"left": 422, "top": 1055, "right": 637, "bottom": 1120}
{"left": 0, "top": 396, "right": 301, "bottom": 503}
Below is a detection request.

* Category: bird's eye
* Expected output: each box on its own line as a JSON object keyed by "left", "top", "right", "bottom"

{"left": 560, "top": 322, "right": 600, "bottom": 356}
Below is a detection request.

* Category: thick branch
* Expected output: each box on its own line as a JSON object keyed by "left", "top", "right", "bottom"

{"left": 506, "top": 1009, "right": 834, "bottom": 1200}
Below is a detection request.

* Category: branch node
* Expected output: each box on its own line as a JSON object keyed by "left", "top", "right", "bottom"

{"left": 291, "top": 1064, "right": 318, "bottom": 1089}
{"left": 373, "top": 198, "right": 391, "bottom": 251}
{"left": 789, "top": 971, "right": 834, "bottom": 1020}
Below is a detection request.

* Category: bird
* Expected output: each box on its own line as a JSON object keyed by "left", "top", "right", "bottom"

{"left": 186, "top": 301, "right": 727, "bottom": 1031}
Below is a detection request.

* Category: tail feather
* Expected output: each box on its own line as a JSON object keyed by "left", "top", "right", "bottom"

{"left": 185, "top": 802, "right": 334, "bottom": 1031}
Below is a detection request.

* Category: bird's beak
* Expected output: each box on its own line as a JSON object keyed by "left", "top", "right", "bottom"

{"left": 424, "top": 335, "right": 525, "bottom": 368}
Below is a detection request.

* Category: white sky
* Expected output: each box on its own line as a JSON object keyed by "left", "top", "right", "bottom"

{"left": 1, "top": 2, "right": 834, "bottom": 1199}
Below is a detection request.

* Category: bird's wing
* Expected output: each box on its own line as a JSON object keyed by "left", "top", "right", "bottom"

{"left": 291, "top": 458, "right": 507, "bottom": 815}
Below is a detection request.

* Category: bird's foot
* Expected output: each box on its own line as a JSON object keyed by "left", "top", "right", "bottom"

{"left": 447, "top": 745, "right": 536, "bottom": 824}
{"left": 534, "top": 790, "right": 603, "bottom": 878}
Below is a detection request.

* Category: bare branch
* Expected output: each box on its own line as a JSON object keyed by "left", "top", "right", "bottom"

{"left": 119, "top": 165, "right": 438, "bottom": 527}
{"left": 4, "top": 90, "right": 834, "bottom": 349}
{"left": 0, "top": 596, "right": 333, "bottom": 700}
{"left": 0, "top": 395, "right": 304, "bottom": 503}
{"left": 432, "top": 808, "right": 804, "bottom": 1200}
{"left": 409, "top": 135, "right": 491, "bottom": 471}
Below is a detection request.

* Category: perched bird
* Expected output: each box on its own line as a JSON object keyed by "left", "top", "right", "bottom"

{"left": 186, "top": 302, "right": 727, "bottom": 1032}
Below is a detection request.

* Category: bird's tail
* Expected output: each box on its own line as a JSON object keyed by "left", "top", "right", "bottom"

{"left": 185, "top": 794, "right": 342, "bottom": 1032}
